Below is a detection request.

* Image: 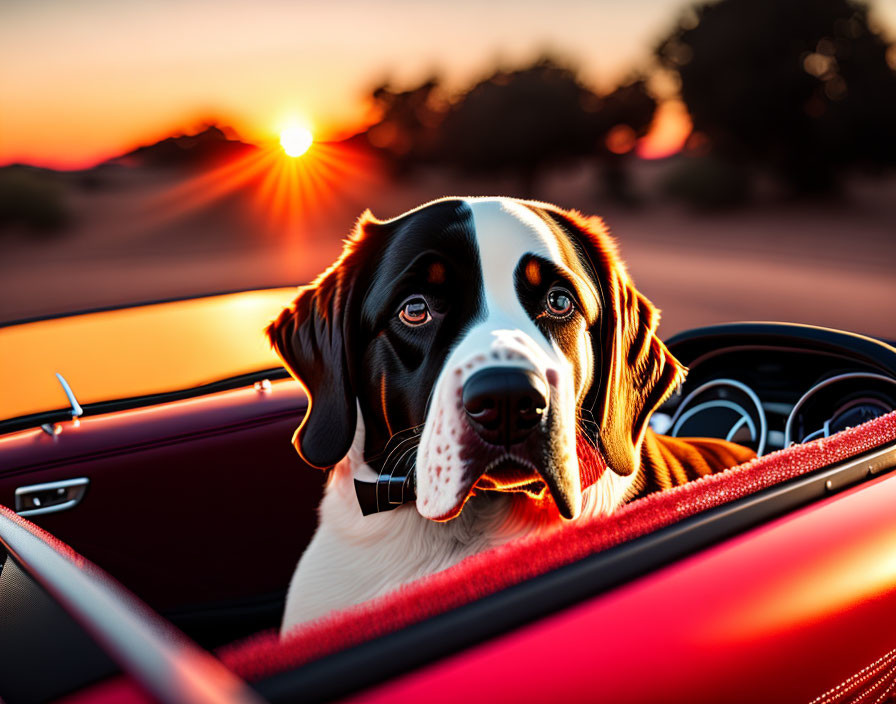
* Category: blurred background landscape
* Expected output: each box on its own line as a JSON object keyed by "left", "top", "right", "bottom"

{"left": 1, "top": 0, "right": 894, "bottom": 339}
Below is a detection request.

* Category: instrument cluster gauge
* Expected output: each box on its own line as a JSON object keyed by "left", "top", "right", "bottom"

{"left": 653, "top": 379, "right": 768, "bottom": 457}
{"left": 785, "top": 373, "right": 896, "bottom": 446}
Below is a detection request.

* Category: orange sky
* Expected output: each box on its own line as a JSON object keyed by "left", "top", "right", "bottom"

{"left": 2, "top": 0, "right": 894, "bottom": 169}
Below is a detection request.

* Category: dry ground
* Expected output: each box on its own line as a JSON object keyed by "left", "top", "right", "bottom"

{"left": 1, "top": 159, "right": 893, "bottom": 342}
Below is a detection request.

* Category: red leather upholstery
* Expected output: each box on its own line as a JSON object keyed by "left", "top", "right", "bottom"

{"left": 218, "top": 412, "right": 896, "bottom": 691}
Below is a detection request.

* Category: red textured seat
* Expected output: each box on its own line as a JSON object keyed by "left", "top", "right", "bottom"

{"left": 217, "top": 411, "right": 896, "bottom": 682}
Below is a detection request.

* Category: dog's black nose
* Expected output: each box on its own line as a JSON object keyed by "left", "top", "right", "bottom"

{"left": 462, "top": 368, "right": 549, "bottom": 446}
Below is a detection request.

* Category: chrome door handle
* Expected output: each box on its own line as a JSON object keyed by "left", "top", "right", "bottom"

{"left": 15, "top": 478, "right": 89, "bottom": 516}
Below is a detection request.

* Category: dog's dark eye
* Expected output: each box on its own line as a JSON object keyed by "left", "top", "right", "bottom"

{"left": 398, "top": 298, "right": 432, "bottom": 327}
{"left": 545, "top": 288, "right": 574, "bottom": 318}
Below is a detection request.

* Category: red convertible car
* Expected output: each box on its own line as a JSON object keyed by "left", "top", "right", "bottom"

{"left": 1, "top": 287, "right": 895, "bottom": 704}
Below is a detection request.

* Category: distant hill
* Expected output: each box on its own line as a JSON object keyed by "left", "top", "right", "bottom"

{"left": 109, "top": 125, "right": 258, "bottom": 169}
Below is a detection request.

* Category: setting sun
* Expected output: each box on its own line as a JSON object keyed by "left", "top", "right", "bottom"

{"left": 280, "top": 126, "right": 313, "bottom": 157}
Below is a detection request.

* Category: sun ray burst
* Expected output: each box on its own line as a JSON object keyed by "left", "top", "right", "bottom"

{"left": 139, "top": 135, "right": 384, "bottom": 250}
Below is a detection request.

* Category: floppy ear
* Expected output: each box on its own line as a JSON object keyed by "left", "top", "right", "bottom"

{"left": 542, "top": 207, "right": 687, "bottom": 478}
{"left": 598, "top": 276, "right": 686, "bottom": 477}
{"left": 266, "top": 217, "right": 373, "bottom": 469}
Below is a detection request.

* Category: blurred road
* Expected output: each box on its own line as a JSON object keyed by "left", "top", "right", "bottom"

{"left": 1, "top": 161, "right": 894, "bottom": 342}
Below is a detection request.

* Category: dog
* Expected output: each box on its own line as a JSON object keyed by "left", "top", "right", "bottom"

{"left": 268, "top": 197, "right": 755, "bottom": 634}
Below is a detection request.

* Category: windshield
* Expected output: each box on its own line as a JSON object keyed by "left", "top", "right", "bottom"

{"left": 0, "top": 288, "right": 295, "bottom": 423}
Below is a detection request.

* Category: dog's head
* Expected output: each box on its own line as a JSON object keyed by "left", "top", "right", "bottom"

{"left": 268, "top": 197, "right": 685, "bottom": 521}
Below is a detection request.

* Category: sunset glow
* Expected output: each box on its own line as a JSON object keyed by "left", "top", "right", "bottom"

{"left": 637, "top": 100, "right": 693, "bottom": 160}
{"left": 2, "top": 1, "right": 894, "bottom": 169}
{"left": 280, "top": 126, "right": 313, "bottom": 158}
{"left": 0, "top": 0, "right": 754, "bottom": 169}
{"left": 139, "top": 136, "right": 382, "bottom": 243}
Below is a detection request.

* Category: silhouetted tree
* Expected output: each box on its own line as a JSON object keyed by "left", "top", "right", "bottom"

{"left": 657, "top": 0, "right": 896, "bottom": 194}
{"left": 363, "top": 59, "right": 657, "bottom": 199}
{"left": 436, "top": 59, "right": 595, "bottom": 194}
{"left": 592, "top": 79, "right": 657, "bottom": 204}
{"left": 365, "top": 77, "right": 444, "bottom": 175}
{"left": 0, "top": 166, "right": 71, "bottom": 235}
{"left": 436, "top": 58, "right": 655, "bottom": 197}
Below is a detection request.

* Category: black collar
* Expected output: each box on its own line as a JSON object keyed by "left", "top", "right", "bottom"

{"left": 353, "top": 424, "right": 423, "bottom": 515}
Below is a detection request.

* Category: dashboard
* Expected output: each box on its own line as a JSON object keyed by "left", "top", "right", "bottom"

{"left": 651, "top": 323, "right": 896, "bottom": 456}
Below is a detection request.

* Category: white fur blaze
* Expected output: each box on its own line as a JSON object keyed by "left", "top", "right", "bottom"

{"left": 414, "top": 199, "right": 589, "bottom": 521}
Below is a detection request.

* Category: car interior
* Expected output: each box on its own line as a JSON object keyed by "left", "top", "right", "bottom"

{"left": 1, "top": 291, "right": 896, "bottom": 703}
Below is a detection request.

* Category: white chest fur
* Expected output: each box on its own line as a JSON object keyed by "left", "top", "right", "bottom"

{"left": 280, "top": 417, "right": 542, "bottom": 634}
{"left": 279, "top": 415, "right": 635, "bottom": 635}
